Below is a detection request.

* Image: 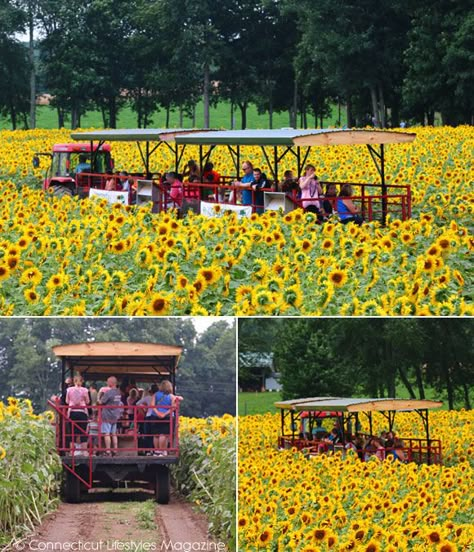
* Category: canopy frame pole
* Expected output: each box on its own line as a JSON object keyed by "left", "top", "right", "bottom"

{"left": 226, "top": 145, "right": 239, "bottom": 176}
{"left": 146, "top": 141, "right": 150, "bottom": 178}
{"left": 297, "top": 146, "right": 301, "bottom": 177}
{"left": 274, "top": 146, "right": 278, "bottom": 184}
{"left": 416, "top": 408, "right": 431, "bottom": 464}
{"left": 199, "top": 145, "right": 203, "bottom": 175}
{"left": 90, "top": 139, "right": 105, "bottom": 173}
{"left": 237, "top": 145, "right": 241, "bottom": 178}
{"left": 367, "top": 144, "right": 387, "bottom": 225}
{"left": 369, "top": 411, "right": 373, "bottom": 436}
{"left": 136, "top": 142, "right": 148, "bottom": 174}
{"left": 280, "top": 409, "right": 285, "bottom": 440}
{"left": 260, "top": 146, "right": 277, "bottom": 182}
{"left": 291, "top": 411, "right": 296, "bottom": 441}
{"left": 300, "top": 146, "right": 312, "bottom": 174}
{"left": 340, "top": 412, "right": 346, "bottom": 444}
{"left": 201, "top": 145, "right": 216, "bottom": 169}
{"left": 175, "top": 144, "right": 187, "bottom": 174}
{"left": 277, "top": 145, "right": 294, "bottom": 164}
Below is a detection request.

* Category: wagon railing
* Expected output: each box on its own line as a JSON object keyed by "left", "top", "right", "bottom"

{"left": 47, "top": 401, "right": 180, "bottom": 459}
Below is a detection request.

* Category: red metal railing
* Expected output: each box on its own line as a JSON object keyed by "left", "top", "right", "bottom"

{"left": 48, "top": 401, "right": 180, "bottom": 460}
{"left": 154, "top": 178, "right": 411, "bottom": 221}
{"left": 277, "top": 434, "right": 442, "bottom": 465}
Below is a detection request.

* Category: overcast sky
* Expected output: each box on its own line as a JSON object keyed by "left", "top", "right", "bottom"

{"left": 191, "top": 317, "right": 234, "bottom": 335}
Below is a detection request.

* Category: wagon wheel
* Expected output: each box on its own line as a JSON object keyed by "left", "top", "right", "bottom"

{"left": 63, "top": 468, "right": 82, "bottom": 503}
{"left": 154, "top": 465, "right": 170, "bottom": 504}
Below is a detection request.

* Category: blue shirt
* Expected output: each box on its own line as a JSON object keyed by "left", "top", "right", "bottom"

{"left": 154, "top": 391, "right": 172, "bottom": 416}
{"left": 337, "top": 198, "right": 353, "bottom": 220}
{"left": 75, "top": 162, "right": 91, "bottom": 174}
{"left": 240, "top": 173, "right": 255, "bottom": 205}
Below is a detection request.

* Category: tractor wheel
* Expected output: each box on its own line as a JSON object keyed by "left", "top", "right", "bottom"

{"left": 63, "top": 469, "right": 82, "bottom": 503}
{"left": 154, "top": 466, "right": 170, "bottom": 504}
{"left": 51, "top": 184, "right": 73, "bottom": 197}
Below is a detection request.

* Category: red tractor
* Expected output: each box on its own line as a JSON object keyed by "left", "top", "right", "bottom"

{"left": 33, "top": 142, "right": 113, "bottom": 197}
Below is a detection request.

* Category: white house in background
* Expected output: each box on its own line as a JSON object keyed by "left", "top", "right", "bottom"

{"left": 265, "top": 371, "right": 282, "bottom": 392}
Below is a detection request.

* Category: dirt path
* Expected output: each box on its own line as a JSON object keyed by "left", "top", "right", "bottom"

{"left": 6, "top": 490, "right": 225, "bottom": 552}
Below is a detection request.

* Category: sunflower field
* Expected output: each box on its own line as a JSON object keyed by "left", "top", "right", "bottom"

{"left": 0, "top": 398, "right": 61, "bottom": 547}
{"left": 0, "top": 126, "right": 472, "bottom": 315}
{"left": 173, "top": 414, "right": 237, "bottom": 549}
{"left": 238, "top": 411, "right": 474, "bottom": 551}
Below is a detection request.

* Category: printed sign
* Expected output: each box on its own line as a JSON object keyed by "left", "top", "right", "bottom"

{"left": 89, "top": 188, "right": 129, "bottom": 205}
{"left": 200, "top": 201, "right": 252, "bottom": 219}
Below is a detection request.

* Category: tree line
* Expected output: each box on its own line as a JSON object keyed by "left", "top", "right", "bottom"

{"left": 238, "top": 318, "right": 473, "bottom": 410}
{"left": 1, "top": 0, "right": 472, "bottom": 130}
{"left": 0, "top": 318, "right": 236, "bottom": 417}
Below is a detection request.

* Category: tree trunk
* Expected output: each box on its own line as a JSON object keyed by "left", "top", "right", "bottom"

{"left": 370, "top": 85, "right": 379, "bottom": 127}
{"left": 415, "top": 364, "right": 426, "bottom": 399}
{"left": 290, "top": 78, "right": 298, "bottom": 128}
{"left": 192, "top": 104, "right": 196, "bottom": 127}
{"left": 28, "top": 8, "right": 36, "bottom": 129}
{"left": 268, "top": 98, "right": 273, "bottom": 129}
{"left": 391, "top": 99, "right": 400, "bottom": 128}
{"left": 446, "top": 367, "right": 454, "bottom": 410}
{"left": 109, "top": 96, "right": 117, "bottom": 128}
{"left": 426, "top": 111, "right": 435, "bottom": 126}
{"left": 57, "top": 107, "right": 64, "bottom": 128}
{"left": 10, "top": 104, "right": 17, "bottom": 130}
{"left": 398, "top": 366, "right": 416, "bottom": 398}
{"left": 166, "top": 106, "right": 170, "bottom": 127}
{"left": 230, "top": 102, "right": 234, "bottom": 130}
{"left": 179, "top": 106, "right": 183, "bottom": 127}
{"left": 378, "top": 84, "right": 386, "bottom": 128}
{"left": 71, "top": 102, "right": 79, "bottom": 130}
{"left": 462, "top": 383, "right": 471, "bottom": 410}
{"left": 101, "top": 106, "right": 108, "bottom": 128}
{"left": 203, "top": 62, "right": 210, "bottom": 128}
{"left": 346, "top": 98, "right": 355, "bottom": 127}
{"left": 239, "top": 102, "right": 247, "bottom": 130}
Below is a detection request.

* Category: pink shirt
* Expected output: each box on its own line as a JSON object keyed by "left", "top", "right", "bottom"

{"left": 66, "top": 386, "right": 89, "bottom": 415}
{"left": 170, "top": 180, "right": 183, "bottom": 206}
{"left": 299, "top": 176, "right": 321, "bottom": 208}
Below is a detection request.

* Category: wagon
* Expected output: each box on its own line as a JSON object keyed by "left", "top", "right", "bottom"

{"left": 275, "top": 396, "right": 443, "bottom": 464}
{"left": 70, "top": 127, "right": 416, "bottom": 224}
{"left": 48, "top": 341, "right": 183, "bottom": 504}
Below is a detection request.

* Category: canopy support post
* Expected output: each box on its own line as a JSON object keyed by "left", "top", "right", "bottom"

{"left": 260, "top": 146, "right": 277, "bottom": 182}
{"left": 199, "top": 145, "right": 203, "bottom": 175}
{"left": 367, "top": 144, "right": 387, "bottom": 225}
{"left": 176, "top": 144, "right": 187, "bottom": 175}
{"left": 281, "top": 409, "right": 285, "bottom": 442}
{"left": 274, "top": 146, "right": 278, "bottom": 185}
{"left": 416, "top": 408, "right": 432, "bottom": 464}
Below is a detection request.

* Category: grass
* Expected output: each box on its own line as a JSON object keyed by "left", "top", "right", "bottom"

{"left": 239, "top": 386, "right": 472, "bottom": 416}
{"left": 239, "top": 391, "right": 282, "bottom": 416}
{"left": 0, "top": 100, "right": 341, "bottom": 130}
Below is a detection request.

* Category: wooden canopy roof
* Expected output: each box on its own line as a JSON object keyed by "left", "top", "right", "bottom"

{"left": 70, "top": 128, "right": 214, "bottom": 143}
{"left": 53, "top": 342, "right": 182, "bottom": 380}
{"left": 275, "top": 397, "right": 443, "bottom": 412}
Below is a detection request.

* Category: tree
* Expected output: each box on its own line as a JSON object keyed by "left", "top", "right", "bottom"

{"left": 0, "top": 0, "right": 29, "bottom": 129}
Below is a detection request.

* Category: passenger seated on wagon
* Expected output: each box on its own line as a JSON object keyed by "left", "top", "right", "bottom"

{"left": 337, "top": 184, "right": 364, "bottom": 225}
{"left": 201, "top": 162, "right": 221, "bottom": 200}
{"left": 322, "top": 184, "right": 338, "bottom": 217}
{"left": 311, "top": 419, "right": 328, "bottom": 439}
{"left": 164, "top": 172, "right": 184, "bottom": 209}
{"left": 183, "top": 159, "right": 201, "bottom": 183}
{"left": 387, "top": 438, "right": 407, "bottom": 463}
{"left": 279, "top": 170, "right": 299, "bottom": 194}
{"left": 252, "top": 168, "right": 272, "bottom": 214}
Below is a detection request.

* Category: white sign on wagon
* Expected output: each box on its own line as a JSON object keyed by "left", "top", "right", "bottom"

{"left": 200, "top": 201, "right": 252, "bottom": 219}
{"left": 89, "top": 188, "right": 129, "bottom": 205}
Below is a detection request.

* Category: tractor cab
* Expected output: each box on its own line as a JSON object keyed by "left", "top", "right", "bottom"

{"left": 33, "top": 143, "right": 113, "bottom": 197}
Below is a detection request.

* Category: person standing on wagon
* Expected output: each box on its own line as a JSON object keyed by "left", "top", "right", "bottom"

{"left": 151, "top": 380, "right": 183, "bottom": 456}
{"left": 66, "top": 375, "right": 90, "bottom": 456}
{"left": 298, "top": 164, "right": 322, "bottom": 213}
{"left": 99, "top": 376, "right": 123, "bottom": 456}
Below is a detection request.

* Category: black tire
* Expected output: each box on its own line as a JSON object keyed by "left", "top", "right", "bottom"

{"left": 154, "top": 466, "right": 170, "bottom": 504}
{"left": 63, "top": 469, "right": 82, "bottom": 503}
{"left": 51, "top": 184, "right": 73, "bottom": 197}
